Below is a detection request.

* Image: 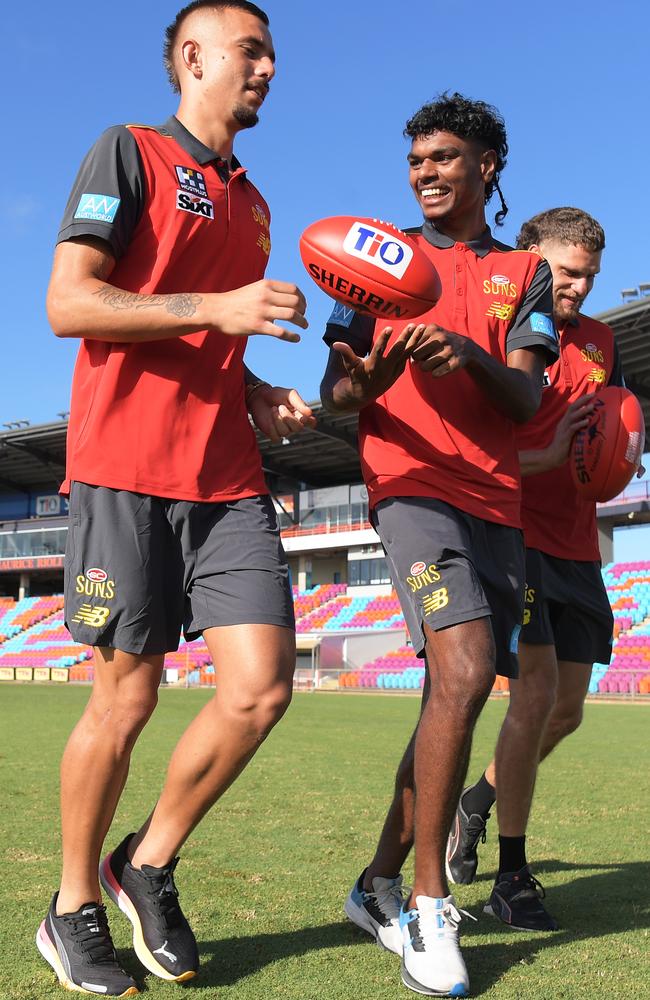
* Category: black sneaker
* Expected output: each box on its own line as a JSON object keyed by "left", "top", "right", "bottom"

{"left": 36, "top": 892, "right": 139, "bottom": 996}
{"left": 445, "top": 789, "right": 491, "bottom": 885}
{"left": 99, "top": 833, "right": 198, "bottom": 982}
{"left": 484, "top": 866, "right": 559, "bottom": 930}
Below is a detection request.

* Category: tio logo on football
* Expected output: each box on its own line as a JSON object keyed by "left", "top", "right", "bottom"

{"left": 343, "top": 222, "right": 413, "bottom": 279}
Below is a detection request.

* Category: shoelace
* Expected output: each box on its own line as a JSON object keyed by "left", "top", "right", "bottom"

{"left": 143, "top": 858, "right": 183, "bottom": 929}
{"left": 508, "top": 871, "right": 546, "bottom": 901}
{"left": 417, "top": 901, "right": 477, "bottom": 946}
{"left": 64, "top": 905, "right": 119, "bottom": 965}
{"left": 369, "top": 881, "right": 409, "bottom": 920}
{"left": 465, "top": 812, "right": 490, "bottom": 850}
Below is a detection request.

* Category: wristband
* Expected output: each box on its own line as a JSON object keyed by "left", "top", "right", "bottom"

{"left": 245, "top": 381, "right": 271, "bottom": 404}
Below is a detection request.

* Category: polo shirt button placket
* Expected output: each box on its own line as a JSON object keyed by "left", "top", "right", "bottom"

{"left": 453, "top": 245, "right": 467, "bottom": 320}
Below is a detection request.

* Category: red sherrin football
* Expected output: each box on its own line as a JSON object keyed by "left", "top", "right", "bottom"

{"left": 299, "top": 216, "right": 441, "bottom": 320}
{"left": 570, "top": 386, "right": 645, "bottom": 501}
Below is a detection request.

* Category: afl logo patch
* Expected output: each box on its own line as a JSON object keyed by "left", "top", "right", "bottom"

{"left": 86, "top": 567, "right": 108, "bottom": 583}
{"left": 491, "top": 274, "right": 509, "bottom": 284}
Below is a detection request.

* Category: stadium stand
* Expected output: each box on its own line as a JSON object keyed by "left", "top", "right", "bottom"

{"left": 2, "top": 565, "right": 649, "bottom": 694}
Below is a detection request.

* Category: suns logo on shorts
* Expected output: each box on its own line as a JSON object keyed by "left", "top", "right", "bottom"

{"left": 522, "top": 584, "right": 535, "bottom": 625}
{"left": 76, "top": 572, "right": 116, "bottom": 600}
{"left": 71, "top": 605, "right": 111, "bottom": 628}
{"left": 422, "top": 587, "right": 449, "bottom": 615}
{"left": 406, "top": 562, "right": 441, "bottom": 592}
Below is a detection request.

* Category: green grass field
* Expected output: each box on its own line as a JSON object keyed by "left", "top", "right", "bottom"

{"left": 1, "top": 686, "right": 648, "bottom": 1000}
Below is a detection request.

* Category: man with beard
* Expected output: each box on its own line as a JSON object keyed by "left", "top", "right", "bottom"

{"left": 36, "top": 3, "right": 311, "bottom": 995}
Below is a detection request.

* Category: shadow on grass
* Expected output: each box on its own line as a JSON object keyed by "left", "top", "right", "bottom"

{"left": 128, "top": 858, "right": 647, "bottom": 995}
{"left": 462, "top": 858, "right": 650, "bottom": 994}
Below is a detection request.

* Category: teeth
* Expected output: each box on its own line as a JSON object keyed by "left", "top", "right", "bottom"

{"left": 421, "top": 188, "right": 447, "bottom": 197}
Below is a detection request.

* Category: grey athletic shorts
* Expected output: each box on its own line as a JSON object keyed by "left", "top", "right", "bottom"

{"left": 373, "top": 497, "right": 525, "bottom": 678}
{"left": 522, "top": 548, "right": 613, "bottom": 665}
{"left": 64, "top": 482, "right": 294, "bottom": 654}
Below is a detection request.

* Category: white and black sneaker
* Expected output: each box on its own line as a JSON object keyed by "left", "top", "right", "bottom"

{"left": 100, "top": 833, "right": 198, "bottom": 982}
{"left": 400, "top": 894, "right": 471, "bottom": 997}
{"left": 36, "top": 892, "right": 139, "bottom": 996}
{"left": 344, "top": 868, "right": 405, "bottom": 954}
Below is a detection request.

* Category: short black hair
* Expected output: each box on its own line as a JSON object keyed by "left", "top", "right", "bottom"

{"left": 405, "top": 91, "right": 509, "bottom": 226}
{"left": 516, "top": 207, "right": 605, "bottom": 253}
{"left": 164, "top": 1, "right": 269, "bottom": 92}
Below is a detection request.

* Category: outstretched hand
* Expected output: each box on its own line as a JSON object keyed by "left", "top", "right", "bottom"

{"left": 409, "top": 324, "right": 477, "bottom": 376}
{"left": 332, "top": 323, "right": 425, "bottom": 406}
{"left": 214, "top": 279, "right": 308, "bottom": 342}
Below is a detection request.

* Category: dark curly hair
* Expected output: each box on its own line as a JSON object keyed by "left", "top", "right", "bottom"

{"left": 164, "top": 1, "right": 269, "bottom": 93}
{"left": 405, "top": 92, "right": 509, "bottom": 226}
{"left": 516, "top": 207, "right": 605, "bottom": 252}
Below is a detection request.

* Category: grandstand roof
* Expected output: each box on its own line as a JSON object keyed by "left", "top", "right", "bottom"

{"left": 0, "top": 408, "right": 363, "bottom": 496}
{"left": 2, "top": 298, "right": 649, "bottom": 496}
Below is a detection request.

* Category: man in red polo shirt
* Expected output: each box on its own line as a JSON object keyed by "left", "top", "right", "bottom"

{"left": 320, "top": 93, "right": 558, "bottom": 997}
{"left": 36, "top": 3, "right": 311, "bottom": 996}
{"left": 446, "top": 208, "right": 637, "bottom": 930}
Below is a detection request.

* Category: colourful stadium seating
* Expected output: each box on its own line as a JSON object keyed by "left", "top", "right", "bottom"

{"left": 2, "top": 566, "right": 650, "bottom": 695}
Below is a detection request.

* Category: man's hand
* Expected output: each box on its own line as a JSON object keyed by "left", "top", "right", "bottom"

{"left": 248, "top": 385, "right": 316, "bottom": 443}
{"left": 331, "top": 323, "right": 424, "bottom": 407}
{"left": 409, "top": 324, "right": 477, "bottom": 376}
{"left": 213, "top": 279, "right": 308, "bottom": 342}
{"left": 547, "top": 396, "right": 596, "bottom": 467}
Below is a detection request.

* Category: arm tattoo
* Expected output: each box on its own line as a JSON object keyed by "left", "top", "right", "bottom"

{"left": 94, "top": 286, "right": 202, "bottom": 318}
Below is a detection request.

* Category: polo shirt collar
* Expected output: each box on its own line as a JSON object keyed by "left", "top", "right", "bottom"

{"left": 162, "top": 116, "right": 243, "bottom": 170}
{"left": 421, "top": 221, "right": 494, "bottom": 258}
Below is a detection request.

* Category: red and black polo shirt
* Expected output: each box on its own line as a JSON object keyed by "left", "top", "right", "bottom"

{"left": 324, "top": 222, "right": 559, "bottom": 528}
{"left": 58, "top": 116, "right": 271, "bottom": 502}
{"left": 518, "top": 313, "right": 624, "bottom": 560}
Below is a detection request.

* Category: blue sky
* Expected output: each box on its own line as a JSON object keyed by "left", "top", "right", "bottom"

{"left": 3, "top": 0, "right": 649, "bottom": 559}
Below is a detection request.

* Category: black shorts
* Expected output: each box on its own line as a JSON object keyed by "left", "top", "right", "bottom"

{"left": 522, "top": 549, "right": 613, "bottom": 665}
{"left": 64, "top": 483, "right": 295, "bottom": 655}
{"left": 373, "top": 497, "right": 525, "bottom": 678}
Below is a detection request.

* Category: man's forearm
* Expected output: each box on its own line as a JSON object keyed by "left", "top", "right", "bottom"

{"left": 48, "top": 278, "right": 215, "bottom": 343}
{"left": 519, "top": 448, "right": 560, "bottom": 477}
{"left": 465, "top": 348, "right": 541, "bottom": 423}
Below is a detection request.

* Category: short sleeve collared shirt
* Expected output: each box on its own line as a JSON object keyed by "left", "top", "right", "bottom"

{"left": 58, "top": 117, "right": 272, "bottom": 502}
{"left": 324, "top": 223, "right": 558, "bottom": 527}
{"left": 518, "top": 313, "right": 623, "bottom": 560}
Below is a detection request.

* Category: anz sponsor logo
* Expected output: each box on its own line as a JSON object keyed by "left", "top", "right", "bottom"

{"left": 74, "top": 193, "right": 120, "bottom": 223}
{"left": 342, "top": 222, "right": 413, "bottom": 279}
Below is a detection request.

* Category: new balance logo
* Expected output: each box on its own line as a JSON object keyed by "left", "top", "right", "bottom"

{"left": 71, "top": 605, "right": 111, "bottom": 628}
{"left": 422, "top": 587, "right": 449, "bottom": 615}
{"left": 486, "top": 301, "right": 515, "bottom": 321}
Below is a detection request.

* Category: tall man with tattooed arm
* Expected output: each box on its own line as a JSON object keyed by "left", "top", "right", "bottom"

{"left": 36, "top": 3, "right": 312, "bottom": 996}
